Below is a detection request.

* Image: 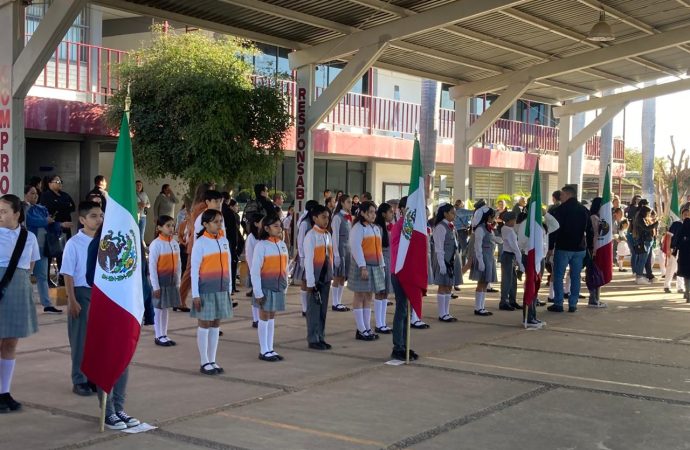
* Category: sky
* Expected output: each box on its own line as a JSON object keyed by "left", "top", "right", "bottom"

{"left": 610, "top": 77, "right": 690, "bottom": 158}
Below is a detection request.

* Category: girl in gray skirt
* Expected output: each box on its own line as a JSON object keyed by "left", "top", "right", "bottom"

{"left": 0, "top": 194, "right": 40, "bottom": 412}
{"left": 469, "top": 206, "right": 498, "bottom": 316}
{"left": 432, "top": 204, "right": 460, "bottom": 322}
{"left": 149, "top": 215, "right": 182, "bottom": 347}
{"left": 373, "top": 203, "right": 394, "bottom": 333}
{"left": 348, "top": 201, "right": 385, "bottom": 341}
{"left": 251, "top": 215, "right": 290, "bottom": 362}
{"left": 330, "top": 195, "right": 353, "bottom": 312}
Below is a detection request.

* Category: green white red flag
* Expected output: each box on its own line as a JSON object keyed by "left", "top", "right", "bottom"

{"left": 523, "top": 161, "right": 543, "bottom": 307}
{"left": 81, "top": 114, "right": 144, "bottom": 393}
{"left": 670, "top": 178, "right": 680, "bottom": 223}
{"left": 390, "top": 138, "right": 428, "bottom": 317}
{"left": 594, "top": 165, "right": 613, "bottom": 285}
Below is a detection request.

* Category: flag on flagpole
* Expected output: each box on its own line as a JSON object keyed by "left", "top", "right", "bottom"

{"left": 670, "top": 178, "right": 680, "bottom": 223}
{"left": 594, "top": 165, "right": 613, "bottom": 285}
{"left": 523, "top": 161, "right": 543, "bottom": 307}
{"left": 390, "top": 138, "right": 428, "bottom": 318}
{"left": 81, "top": 114, "right": 144, "bottom": 393}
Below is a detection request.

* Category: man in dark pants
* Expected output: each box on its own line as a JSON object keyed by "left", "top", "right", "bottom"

{"left": 390, "top": 274, "right": 419, "bottom": 361}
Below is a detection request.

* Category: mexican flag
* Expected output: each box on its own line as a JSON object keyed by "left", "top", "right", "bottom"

{"left": 81, "top": 114, "right": 144, "bottom": 393}
{"left": 390, "top": 138, "right": 427, "bottom": 318}
{"left": 670, "top": 178, "right": 680, "bottom": 222}
{"left": 523, "top": 161, "right": 543, "bottom": 308}
{"left": 594, "top": 165, "right": 613, "bottom": 285}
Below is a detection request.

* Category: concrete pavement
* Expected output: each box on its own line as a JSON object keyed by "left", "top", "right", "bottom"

{"left": 2, "top": 271, "right": 690, "bottom": 449}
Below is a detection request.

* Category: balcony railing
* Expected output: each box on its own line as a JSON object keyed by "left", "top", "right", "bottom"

{"left": 31, "top": 40, "right": 624, "bottom": 163}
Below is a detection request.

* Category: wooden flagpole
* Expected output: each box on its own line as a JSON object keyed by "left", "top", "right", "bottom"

{"left": 99, "top": 392, "right": 107, "bottom": 432}
{"left": 405, "top": 300, "right": 411, "bottom": 364}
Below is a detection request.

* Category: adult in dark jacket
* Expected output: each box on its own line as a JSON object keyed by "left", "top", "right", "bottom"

{"left": 222, "top": 195, "right": 244, "bottom": 293}
{"left": 674, "top": 215, "right": 690, "bottom": 303}
{"left": 39, "top": 175, "right": 76, "bottom": 239}
{"left": 547, "top": 185, "right": 591, "bottom": 313}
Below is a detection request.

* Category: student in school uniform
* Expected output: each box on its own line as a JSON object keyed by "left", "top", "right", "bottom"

{"left": 60, "top": 201, "right": 104, "bottom": 396}
{"left": 432, "top": 204, "right": 460, "bottom": 322}
{"left": 293, "top": 200, "right": 319, "bottom": 317}
{"left": 303, "top": 205, "right": 334, "bottom": 350}
{"left": 348, "top": 201, "right": 386, "bottom": 341}
{"left": 149, "top": 215, "right": 182, "bottom": 346}
{"left": 469, "top": 206, "right": 498, "bottom": 316}
{"left": 191, "top": 209, "right": 233, "bottom": 376}
{"left": 251, "top": 214, "right": 290, "bottom": 362}
{"left": 499, "top": 211, "right": 525, "bottom": 311}
{"left": 0, "top": 195, "right": 41, "bottom": 413}
{"left": 245, "top": 214, "right": 264, "bottom": 328}
{"left": 373, "top": 202, "right": 394, "bottom": 333}
{"left": 330, "top": 195, "right": 352, "bottom": 312}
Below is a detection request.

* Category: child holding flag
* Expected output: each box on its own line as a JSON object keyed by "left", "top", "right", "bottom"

{"left": 149, "top": 215, "right": 182, "bottom": 346}
{"left": 191, "top": 209, "right": 233, "bottom": 375}
{"left": 251, "top": 215, "right": 290, "bottom": 361}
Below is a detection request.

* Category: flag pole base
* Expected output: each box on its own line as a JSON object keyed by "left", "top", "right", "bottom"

{"left": 99, "top": 392, "right": 107, "bottom": 433}
{"left": 406, "top": 300, "right": 411, "bottom": 365}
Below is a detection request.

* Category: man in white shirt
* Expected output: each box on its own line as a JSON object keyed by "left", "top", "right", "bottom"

{"left": 499, "top": 211, "right": 525, "bottom": 311}
{"left": 60, "top": 201, "right": 103, "bottom": 397}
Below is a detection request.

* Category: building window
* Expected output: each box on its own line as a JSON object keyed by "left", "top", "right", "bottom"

{"left": 26, "top": 1, "right": 89, "bottom": 61}
{"left": 440, "top": 84, "right": 454, "bottom": 110}
{"left": 513, "top": 173, "right": 532, "bottom": 196}
{"left": 383, "top": 182, "right": 409, "bottom": 201}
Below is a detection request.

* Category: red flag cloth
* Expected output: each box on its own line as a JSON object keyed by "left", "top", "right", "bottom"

{"left": 390, "top": 217, "right": 427, "bottom": 317}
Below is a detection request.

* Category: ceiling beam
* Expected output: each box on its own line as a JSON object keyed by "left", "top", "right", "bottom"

{"left": 450, "top": 24, "right": 690, "bottom": 98}
{"left": 92, "top": 0, "right": 308, "bottom": 50}
{"left": 289, "top": 0, "right": 529, "bottom": 68}
{"left": 554, "top": 78, "right": 690, "bottom": 117}
{"left": 501, "top": 7, "right": 684, "bottom": 78}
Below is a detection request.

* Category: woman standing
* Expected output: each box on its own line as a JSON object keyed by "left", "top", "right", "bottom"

{"left": 23, "top": 186, "right": 69, "bottom": 314}
{"left": 153, "top": 184, "right": 178, "bottom": 223}
{"left": 632, "top": 206, "right": 656, "bottom": 285}
{"left": 348, "top": 201, "right": 385, "bottom": 341}
{"left": 0, "top": 194, "right": 41, "bottom": 412}
{"left": 469, "top": 206, "right": 497, "bottom": 316}
{"left": 135, "top": 181, "right": 151, "bottom": 240}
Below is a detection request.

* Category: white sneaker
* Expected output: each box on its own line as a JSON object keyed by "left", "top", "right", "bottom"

{"left": 525, "top": 320, "right": 545, "bottom": 329}
{"left": 636, "top": 277, "right": 650, "bottom": 285}
{"left": 105, "top": 413, "right": 127, "bottom": 430}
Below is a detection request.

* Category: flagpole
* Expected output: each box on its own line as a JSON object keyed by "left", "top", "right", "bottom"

{"left": 99, "top": 392, "right": 107, "bottom": 433}
{"left": 405, "top": 300, "right": 411, "bottom": 364}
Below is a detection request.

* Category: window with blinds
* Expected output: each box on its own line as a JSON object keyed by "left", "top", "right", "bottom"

{"left": 472, "top": 171, "right": 505, "bottom": 204}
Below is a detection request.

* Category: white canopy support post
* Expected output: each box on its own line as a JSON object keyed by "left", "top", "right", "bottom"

{"left": 294, "top": 65, "right": 315, "bottom": 213}
{"left": 288, "top": 0, "right": 528, "bottom": 68}
{"left": 12, "top": 0, "right": 87, "bottom": 98}
{"left": 453, "top": 97, "right": 471, "bottom": 202}
{"left": 463, "top": 79, "right": 532, "bottom": 147}
{"left": 567, "top": 103, "right": 627, "bottom": 156}
{"left": 306, "top": 42, "right": 388, "bottom": 131}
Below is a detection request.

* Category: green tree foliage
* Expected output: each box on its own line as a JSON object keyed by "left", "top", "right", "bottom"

{"left": 106, "top": 29, "right": 291, "bottom": 187}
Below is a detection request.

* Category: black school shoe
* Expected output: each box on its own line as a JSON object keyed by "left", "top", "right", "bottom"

{"left": 259, "top": 352, "right": 280, "bottom": 362}
{"left": 499, "top": 303, "right": 515, "bottom": 311}
{"left": 355, "top": 330, "right": 376, "bottom": 341}
{"left": 309, "top": 342, "right": 327, "bottom": 350}
{"left": 173, "top": 307, "right": 191, "bottom": 312}
{"left": 72, "top": 383, "right": 92, "bottom": 396}
{"left": 200, "top": 363, "right": 218, "bottom": 375}
{"left": 509, "top": 302, "right": 523, "bottom": 310}
{"left": 0, "top": 393, "right": 21, "bottom": 412}
{"left": 391, "top": 349, "right": 419, "bottom": 361}
{"left": 154, "top": 337, "right": 173, "bottom": 347}
{"left": 320, "top": 340, "right": 332, "bottom": 349}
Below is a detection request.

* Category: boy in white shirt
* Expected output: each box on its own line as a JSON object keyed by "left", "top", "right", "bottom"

{"left": 499, "top": 211, "right": 524, "bottom": 311}
{"left": 60, "top": 201, "right": 103, "bottom": 397}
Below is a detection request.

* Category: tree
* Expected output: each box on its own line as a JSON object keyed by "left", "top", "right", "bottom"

{"left": 654, "top": 136, "right": 690, "bottom": 223}
{"left": 106, "top": 29, "right": 292, "bottom": 188}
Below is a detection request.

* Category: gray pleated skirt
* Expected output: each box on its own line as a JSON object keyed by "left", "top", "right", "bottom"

{"left": 153, "top": 285, "right": 182, "bottom": 309}
{"left": 0, "top": 269, "right": 38, "bottom": 339}
{"left": 347, "top": 260, "right": 386, "bottom": 293}
{"left": 382, "top": 247, "right": 392, "bottom": 295}
{"left": 333, "top": 248, "right": 351, "bottom": 278}
{"left": 469, "top": 249, "right": 498, "bottom": 283}
{"left": 252, "top": 289, "right": 286, "bottom": 312}
{"left": 190, "top": 291, "right": 233, "bottom": 320}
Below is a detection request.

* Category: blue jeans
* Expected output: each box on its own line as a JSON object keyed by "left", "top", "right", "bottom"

{"left": 32, "top": 256, "right": 53, "bottom": 307}
{"left": 552, "top": 250, "right": 585, "bottom": 308}
{"left": 138, "top": 216, "right": 146, "bottom": 240}
{"left": 391, "top": 274, "right": 409, "bottom": 352}
{"left": 626, "top": 232, "right": 638, "bottom": 275}
{"left": 98, "top": 367, "right": 129, "bottom": 416}
{"left": 633, "top": 240, "right": 652, "bottom": 276}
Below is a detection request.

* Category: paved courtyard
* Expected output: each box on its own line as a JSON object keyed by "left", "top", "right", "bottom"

{"left": 2, "top": 272, "right": 690, "bottom": 450}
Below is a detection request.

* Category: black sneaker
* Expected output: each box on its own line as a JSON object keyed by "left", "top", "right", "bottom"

{"left": 308, "top": 342, "right": 327, "bottom": 350}
{"left": 116, "top": 411, "right": 140, "bottom": 428}
{"left": 104, "top": 413, "right": 127, "bottom": 430}
{"left": 72, "top": 383, "right": 92, "bottom": 396}
{"left": 320, "top": 340, "right": 332, "bottom": 350}
{"left": 509, "top": 303, "right": 523, "bottom": 310}
{"left": 568, "top": 306, "right": 577, "bottom": 313}
{"left": 499, "top": 304, "right": 515, "bottom": 311}
{"left": 43, "top": 306, "right": 63, "bottom": 314}
{"left": 0, "top": 393, "right": 20, "bottom": 411}
{"left": 547, "top": 305, "right": 564, "bottom": 313}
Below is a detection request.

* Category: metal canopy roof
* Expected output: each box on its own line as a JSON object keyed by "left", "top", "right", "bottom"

{"left": 94, "top": 0, "right": 690, "bottom": 103}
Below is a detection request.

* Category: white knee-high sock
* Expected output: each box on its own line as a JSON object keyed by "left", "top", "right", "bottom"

{"left": 549, "top": 282, "right": 555, "bottom": 299}
{"left": 332, "top": 286, "right": 342, "bottom": 306}
{"left": 267, "top": 319, "right": 276, "bottom": 353}
{"left": 380, "top": 298, "right": 388, "bottom": 326}
{"left": 154, "top": 308, "right": 162, "bottom": 338}
{"left": 258, "top": 320, "right": 269, "bottom": 354}
{"left": 474, "top": 291, "right": 482, "bottom": 311}
{"left": 444, "top": 294, "right": 452, "bottom": 317}
{"left": 411, "top": 309, "right": 421, "bottom": 323}
{"left": 252, "top": 305, "right": 260, "bottom": 322}
{"left": 300, "top": 291, "right": 308, "bottom": 313}
{"left": 480, "top": 291, "right": 486, "bottom": 311}
{"left": 679, "top": 276, "right": 685, "bottom": 291}
{"left": 160, "top": 308, "right": 170, "bottom": 337}
{"left": 363, "top": 308, "right": 371, "bottom": 331}
{"left": 197, "top": 328, "right": 210, "bottom": 366}
{"left": 374, "top": 300, "right": 385, "bottom": 327}
{"left": 353, "top": 308, "right": 366, "bottom": 332}
{"left": 0, "top": 359, "right": 16, "bottom": 393}
{"left": 208, "top": 327, "right": 220, "bottom": 364}
{"left": 437, "top": 293, "right": 445, "bottom": 317}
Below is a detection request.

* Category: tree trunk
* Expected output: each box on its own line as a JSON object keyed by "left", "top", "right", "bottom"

{"left": 641, "top": 81, "right": 657, "bottom": 205}
{"left": 419, "top": 79, "right": 440, "bottom": 204}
